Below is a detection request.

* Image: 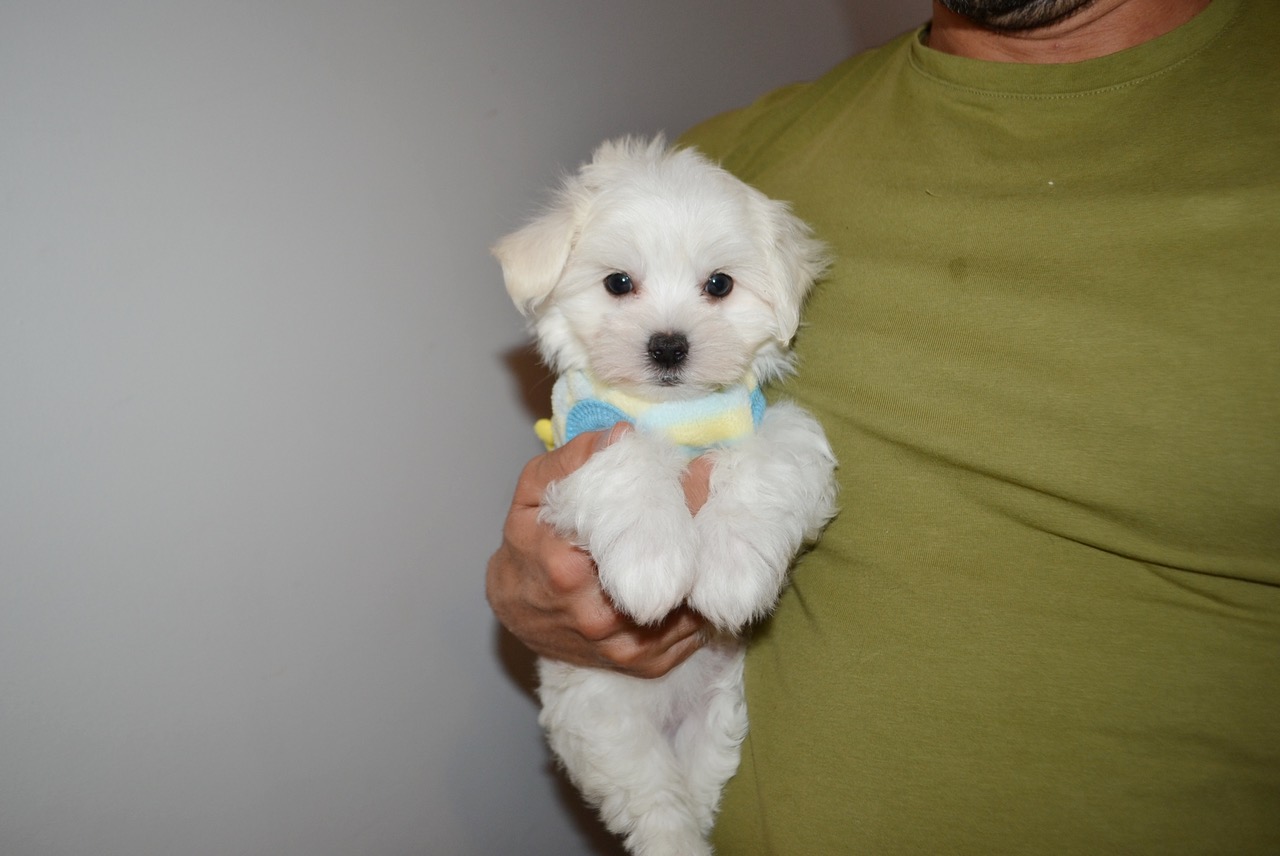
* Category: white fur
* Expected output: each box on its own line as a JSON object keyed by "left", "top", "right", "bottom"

{"left": 494, "top": 137, "right": 838, "bottom": 856}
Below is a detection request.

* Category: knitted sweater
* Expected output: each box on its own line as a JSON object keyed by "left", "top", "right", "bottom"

{"left": 535, "top": 370, "right": 765, "bottom": 453}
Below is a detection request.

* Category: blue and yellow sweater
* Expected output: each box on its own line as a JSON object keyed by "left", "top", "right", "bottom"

{"left": 535, "top": 370, "right": 765, "bottom": 454}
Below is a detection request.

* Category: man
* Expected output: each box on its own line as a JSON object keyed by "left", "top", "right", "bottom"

{"left": 488, "top": 0, "right": 1280, "bottom": 851}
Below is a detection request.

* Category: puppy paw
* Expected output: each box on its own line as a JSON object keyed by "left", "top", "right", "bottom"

{"left": 595, "top": 515, "right": 697, "bottom": 625}
{"left": 689, "top": 512, "right": 788, "bottom": 632}
{"left": 540, "top": 433, "right": 696, "bottom": 625}
{"left": 688, "top": 402, "right": 838, "bottom": 631}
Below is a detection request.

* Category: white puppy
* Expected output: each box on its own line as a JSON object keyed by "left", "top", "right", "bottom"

{"left": 494, "top": 137, "right": 837, "bottom": 856}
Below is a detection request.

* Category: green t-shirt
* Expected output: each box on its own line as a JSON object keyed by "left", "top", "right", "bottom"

{"left": 681, "top": 0, "right": 1280, "bottom": 852}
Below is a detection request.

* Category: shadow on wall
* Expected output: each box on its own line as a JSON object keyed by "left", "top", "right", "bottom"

{"left": 504, "top": 344, "right": 557, "bottom": 424}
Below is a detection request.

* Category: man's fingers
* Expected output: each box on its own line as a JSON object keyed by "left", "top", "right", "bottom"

{"left": 682, "top": 453, "right": 714, "bottom": 515}
{"left": 511, "top": 432, "right": 597, "bottom": 507}
{"left": 594, "top": 607, "right": 707, "bottom": 677}
{"left": 572, "top": 594, "right": 631, "bottom": 642}
{"left": 511, "top": 423, "right": 632, "bottom": 508}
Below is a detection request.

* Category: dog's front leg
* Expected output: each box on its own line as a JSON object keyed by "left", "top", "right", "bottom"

{"left": 539, "top": 431, "right": 697, "bottom": 625}
{"left": 689, "top": 401, "right": 838, "bottom": 631}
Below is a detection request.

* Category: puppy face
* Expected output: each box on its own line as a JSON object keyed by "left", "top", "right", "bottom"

{"left": 494, "top": 137, "right": 826, "bottom": 400}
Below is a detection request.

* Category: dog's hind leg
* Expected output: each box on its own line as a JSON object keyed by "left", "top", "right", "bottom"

{"left": 539, "top": 661, "right": 712, "bottom": 856}
{"left": 672, "top": 642, "right": 748, "bottom": 836}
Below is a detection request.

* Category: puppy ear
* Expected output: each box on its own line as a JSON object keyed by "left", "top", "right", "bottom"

{"left": 495, "top": 136, "right": 666, "bottom": 316}
{"left": 492, "top": 187, "right": 585, "bottom": 317}
{"left": 756, "top": 195, "right": 829, "bottom": 343}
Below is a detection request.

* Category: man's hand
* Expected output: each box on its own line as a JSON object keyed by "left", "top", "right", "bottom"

{"left": 485, "top": 424, "right": 713, "bottom": 679}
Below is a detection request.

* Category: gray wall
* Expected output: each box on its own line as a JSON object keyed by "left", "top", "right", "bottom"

{"left": 0, "top": 2, "right": 928, "bottom": 854}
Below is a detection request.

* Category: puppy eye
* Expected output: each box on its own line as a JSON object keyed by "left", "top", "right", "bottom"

{"left": 603, "top": 272, "right": 634, "bottom": 296}
{"left": 704, "top": 272, "right": 734, "bottom": 299}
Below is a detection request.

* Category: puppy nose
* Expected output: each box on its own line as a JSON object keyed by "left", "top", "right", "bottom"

{"left": 647, "top": 332, "right": 689, "bottom": 369}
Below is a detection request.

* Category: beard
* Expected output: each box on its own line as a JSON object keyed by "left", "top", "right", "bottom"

{"left": 936, "top": 0, "right": 1098, "bottom": 31}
